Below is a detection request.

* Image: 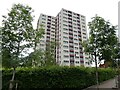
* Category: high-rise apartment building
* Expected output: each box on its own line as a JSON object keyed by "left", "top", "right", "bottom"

{"left": 38, "top": 8, "right": 91, "bottom": 67}
{"left": 37, "top": 14, "right": 56, "bottom": 51}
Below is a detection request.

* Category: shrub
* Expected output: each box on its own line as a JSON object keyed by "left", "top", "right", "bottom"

{"left": 2, "top": 66, "right": 116, "bottom": 89}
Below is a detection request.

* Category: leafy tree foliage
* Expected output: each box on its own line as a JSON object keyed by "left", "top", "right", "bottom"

{"left": 44, "top": 41, "right": 56, "bottom": 66}
{"left": 23, "top": 41, "right": 56, "bottom": 67}
{"left": 2, "top": 4, "right": 34, "bottom": 68}
{"left": 83, "top": 15, "right": 118, "bottom": 67}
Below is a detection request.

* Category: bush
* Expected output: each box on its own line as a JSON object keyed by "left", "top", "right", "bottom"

{"left": 2, "top": 66, "right": 116, "bottom": 89}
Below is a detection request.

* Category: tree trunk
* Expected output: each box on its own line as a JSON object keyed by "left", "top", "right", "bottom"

{"left": 9, "top": 67, "right": 16, "bottom": 90}
{"left": 118, "top": 75, "right": 120, "bottom": 88}
{"left": 118, "top": 64, "right": 120, "bottom": 88}
{"left": 95, "top": 52, "right": 99, "bottom": 90}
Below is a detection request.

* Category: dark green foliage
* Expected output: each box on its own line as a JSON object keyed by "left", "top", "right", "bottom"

{"left": 2, "top": 67, "right": 116, "bottom": 89}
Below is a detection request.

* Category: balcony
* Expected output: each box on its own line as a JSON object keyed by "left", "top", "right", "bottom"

{"left": 46, "top": 40, "right": 50, "bottom": 42}
{"left": 47, "top": 26, "right": 51, "bottom": 28}
{"left": 70, "top": 54, "right": 74, "bottom": 57}
{"left": 69, "top": 36, "right": 73, "bottom": 39}
{"left": 80, "top": 51, "right": 83, "bottom": 55}
{"left": 70, "top": 59, "right": 74, "bottom": 62}
{"left": 80, "top": 60, "right": 84, "bottom": 63}
{"left": 47, "top": 22, "right": 51, "bottom": 25}
{"left": 77, "top": 17, "right": 80, "bottom": 19}
{"left": 69, "top": 24, "right": 72, "bottom": 27}
{"left": 78, "top": 27, "right": 81, "bottom": 30}
{"left": 77, "top": 20, "right": 80, "bottom": 23}
{"left": 79, "top": 38, "right": 82, "bottom": 41}
{"left": 77, "top": 24, "right": 80, "bottom": 26}
{"left": 69, "top": 40, "right": 73, "bottom": 43}
{"left": 78, "top": 34, "right": 81, "bottom": 37}
{"left": 47, "top": 29, "right": 50, "bottom": 31}
{"left": 69, "top": 32, "right": 73, "bottom": 35}
{"left": 69, "top": 45, "right": 74, "bottom": 48}
{"left": 70, "top": 49, "right": 74, "bottom": 52}
{"left": 78, "top": 31, "right": 81, "bottom": 33}
{"left": 68, "top": 21, "right": 72, "bottom": 23}
{"left": 46, "top": 36, "right": 50, "bottom": 38}
{"left": 68, "top": 18, "right": 72, "bottom": 20}
{"left": 47, "top": 32, "right": 50, "bottom": 35}
{"left": 47, "top": 19, "right": 51, "bottom": 21}
{"left": 77, "top": 14, "right": 80, "bottom": 16}
{"left": 69, "top": 29, "right": 73, "bottom": 32}
{"left": 68, "top": 11, "right": 72, "bottom": 14}
{"left": 80, "top": 56, "right": 83, "bottom": 58}
{"left": 48, "top": 16, "right": 51, "bottom": 18}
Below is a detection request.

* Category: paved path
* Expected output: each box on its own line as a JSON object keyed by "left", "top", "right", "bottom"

{"left": 84, "top": 77, "right": 119, "bottom": 90}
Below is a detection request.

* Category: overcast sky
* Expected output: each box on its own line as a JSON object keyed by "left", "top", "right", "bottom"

{"left": 0, "top": 0, "right": 119, "bottom": 29}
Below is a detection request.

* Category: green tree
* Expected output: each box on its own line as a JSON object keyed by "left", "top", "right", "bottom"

{"left": 2, "top": 4, "right": 34, "bottom": 68}
{"left": 82, "top": 15, "right": 118, "bottom": 88}
{"left": 21, "top": 49, "right": 45, "bottom": 67}
{"left": 44, "top": 41, "right": 56, "bottom": 66}
{"left": 24, "top": 41, "right": 57, "bottom": 67}
{"left": 83, "top": 15, "right": 118, "bottom": 67}
{"left": 30, "top": 22, "right": 45, "bottom": 67}
{"left": 1, "top": 4, "right": 35, "bottom": 89}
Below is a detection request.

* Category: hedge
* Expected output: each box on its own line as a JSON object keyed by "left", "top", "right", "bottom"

{"left": 2, "top": 66, "right": 116, "bottom": 89}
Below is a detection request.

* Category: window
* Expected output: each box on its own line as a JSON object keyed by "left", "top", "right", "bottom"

{"left": 63, "top": 36, "right": 68, "bottom": 39}
{"left": 74, "top": 34, "right": 77, "bottom": 37}
{"left": 75, "top": 52, "right": 79, "bottom": 54}
{"left": 82, "top": 22, "right": 85, "bottom": 24}
{"left": 63, "top": 20, "right": 67, "bottom": 23}
{"left": 63, "top": 45, "right": 68, "bottom": 48}
{"left": 63, "top": 9, "right": 67, "bottom": 12}
{"left": 63, "top": 28, "right": 68, "bottom": 31}
{"left": 64, "top": 60, "right": 69, "bottom": 63}
{"left": 51, "top": 34, "right": 55, "bottom": 37}
{"left": 73, "top": 16, "right": 77, "bottom": 19}
{"left": 83, "top": 33, "right": 86, "bottom": 35}
{"left": 73, "top": 27, "right": 77, "bottom": 29}
{"left": 83, "top": 37, "right": 86, "bottom": 39}
{"left": 42, "top": 21, "right": 45, "bottom": 24}
{"left": 63, "top": 41, "right": 68, "bottom": 43}
{"left": 73, "top": 13, "right": 77, "bottom": 15}
{"left": 73, "top": 23, "right": 76, "bottom": 25}
{"left": 63, "top": 16, "right": 67, "bottom": 19}
{"left": 51, "top": 38, "right": 55, "bottom": 40}
{"left": 81, "top": 19, "right": 85, "bottom": 21}
{"left": 42, "top": 14, "right": 46, "bottom": 17}
{"left": 64, "top": 55, "right": 69, "bottom": 58}
{"left": 73, "top": 20, "right": 76, "bottom": 22}
{"left": 82, "top": 25, "right": 85, "bottom": 28}
{"left": 75, "top": 61, "right": 79, "bottom": 63}
{"left": 74, "top": 43, "right": 78, "bottom": 45}
{"left": 63, "top": 32, "right": 68, "bottom": 35}
{"left": 63, "top": 24, "right": 68, "bottom": 26}
{"left": 75, "top": 47, "right": 78, "bottom": 49}
{"left": 64, "top": 50, "right": 69, "bottom": 53}
{"left": 74, "top": 31, "right": 77, "bottom": 33}
{"left": 42, "top": 18, "right": 46, "bottom": 20}
{"left": 81, "top": 15, "right": 85, "bottom": 18}
{"left": 63, "top": 13, "right": 67, "bottom": 16}
{"left": 74, "top": 38, "right": 78, "bottom": 41}
{"left": 82, "top": 29, "right": 86, "bottom": 32}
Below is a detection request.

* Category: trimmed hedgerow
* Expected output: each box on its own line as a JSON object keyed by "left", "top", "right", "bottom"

{"left": 2, "top": 66, "right": 116, "bottom": 89}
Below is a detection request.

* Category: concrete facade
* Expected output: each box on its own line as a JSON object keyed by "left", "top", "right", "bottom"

{"left": 38, "top": 9, "right": 91, "bottom": 67}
